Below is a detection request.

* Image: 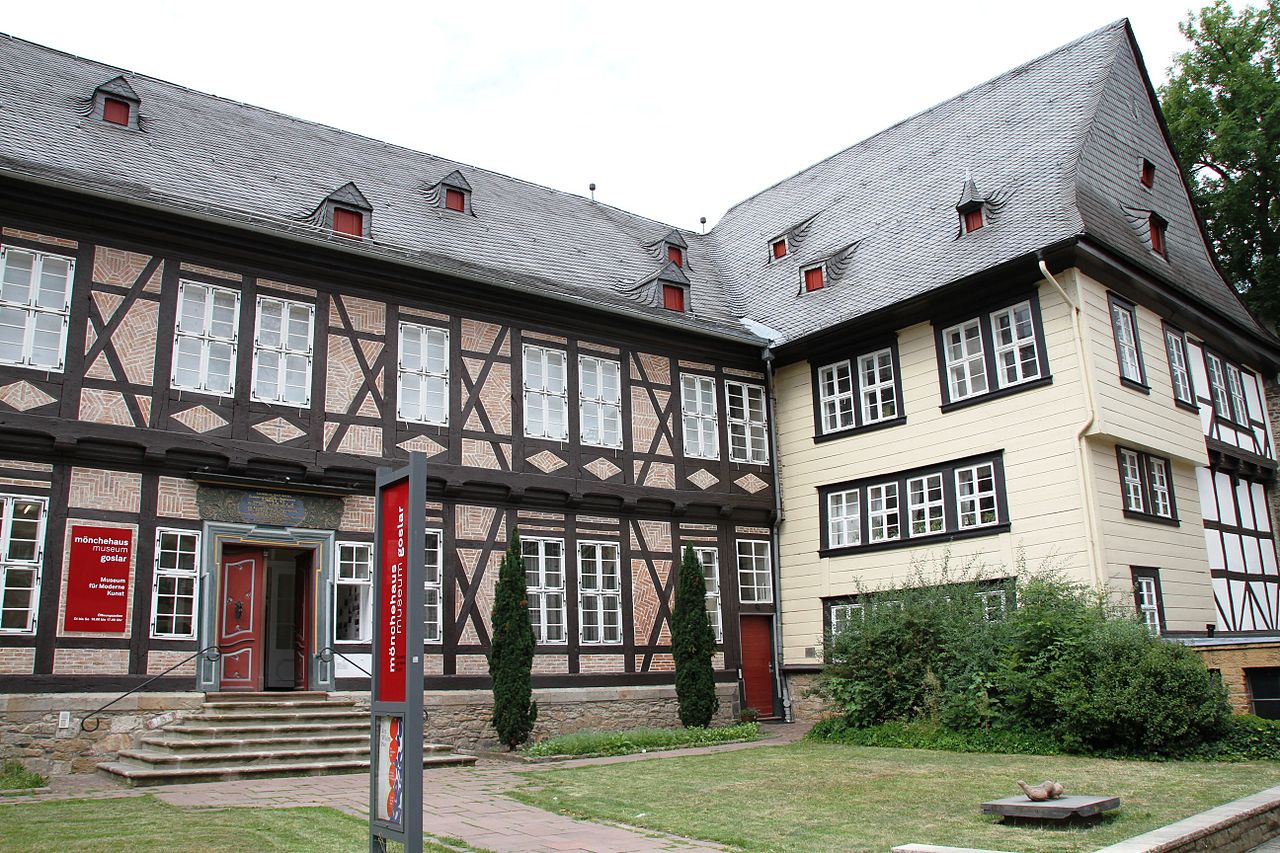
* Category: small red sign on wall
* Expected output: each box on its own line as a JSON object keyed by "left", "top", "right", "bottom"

{"left": 377, "top": 481, "right": 409, "bottom": 703}
{"left": 63, "top": 525, "right": 133, "bottom": 633}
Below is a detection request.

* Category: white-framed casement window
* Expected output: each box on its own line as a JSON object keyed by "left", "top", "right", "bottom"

{"left": 1109, "top": 296, "right": 1144, "bottom": 385}
{"left": 1117, "top": 446, "right": 1176, "bottom": 521}
{"left": 1131, "top": 570, "right": 1164, "bottom": 635}
{"left": 1119, "top": 448, "right": 1146, "bottom": 513}
{"left": 151, "top": 528, "right": 200, "bottom": 639}
{"left": 956, "top": 462, "right": 999, "bottom": 528}
{"left": 817, "top": 361, "right": 856, "bottom": 433}
{"left": 334, "top": 542, "right": 372, "bottom": 643}
{"left": 681, "top": 374, "right": 719, "bottom": 459}
{"left": 867, "top": 483, "right": 900, "bottom": 542}
{"left": 1205, "top": 353, "right": 1232, "bottom": 418}
{"left": 0, "top": 248, "right": 73, "bottom": 372}
{"left": 578, "top": 541, "right": 622, "bottom": 644}
{"left": 941, "top": 319, "right": 988, "bottom": 400}
{"left": 858, "top": 349, "right": 898, "bottom": 423}
{"left": 830, "top": 602, "right": 863, "bottom": 635}
{"left": 579, "top": 355, "right": 622, "bottom": 448}
{"left": 1163, "top": 326, "right": 1194, "bottom": 406}
{"left": 694, "top": 546, "right": 722, "bottom": 643}
{"left": 828, "top": 489, "right": 860, "bottom": 547}
{"left": 173, "top": 280, "right": 240, "bottom": 396}
{"left": 424, "top": 529, "right": 443, "bottom": 644}
{"left": 397, "top": 323, "right": 448, "bottom": 425}
{"left": 522, "top": 537, "right": 566, "bottom": 643}
{"left": 523, "top": 345, "right": 568, "bottom": 440}
{"left": 0, "top": 495, "right": 46, "bottom": 634}
{"left": 990, "top": 301, "right": 1041, "bottom": 388}
{"left": 252, "top": 296, "right": 314, "bottom": 405}
{"left": 977, "top": 589, "right": 1008, "bottom": 622}
{"left": 725, "top": 381, "right": 768, "bottom": 463}
{"left": 1225, "top": 363, "right": 1249, "bottom": 424}
{"left": 907, "top": 473, "right": 945, "bottom": 536}
{"left": 736, "top": 540, "right": 772, "bottom": 603}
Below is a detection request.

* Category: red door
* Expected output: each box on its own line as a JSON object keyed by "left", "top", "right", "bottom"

{"left": 218, "top": 548, "right": 266, "bottom": 691}
{"left": 740, "top": 615, "right": 775, "bottom": 718}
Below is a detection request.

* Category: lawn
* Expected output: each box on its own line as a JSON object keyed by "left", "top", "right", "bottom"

{"left": 512, "top": 741, "right": 1280, "bottom": 852}
{"left": 0, "top": 795, "right": 478, "bottom": 853}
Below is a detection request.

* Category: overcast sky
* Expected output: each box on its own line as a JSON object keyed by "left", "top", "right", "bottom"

{"left": 6, "top": 1, "right": 1214, "bottom": 231}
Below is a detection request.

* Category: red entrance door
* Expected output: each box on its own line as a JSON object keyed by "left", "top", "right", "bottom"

{"left": 218, "top": 548, "right": 266, "bottom": 691}
{"left": 740, "top": 615, "right": 775, "bottom": 718}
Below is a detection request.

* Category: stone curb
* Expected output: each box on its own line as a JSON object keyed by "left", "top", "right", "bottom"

{"left": 0, "top": 786, "right": 51, "bottom": 797}
{"left": 1093, "top": 783, "right": 1280, "bottom": 852}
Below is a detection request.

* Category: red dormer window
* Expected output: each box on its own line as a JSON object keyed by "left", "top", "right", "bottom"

{"left": 962, "top": 207, "right": 984, "bottom": 233}
{"left": 103, "top": 97, "right": 131, "bottom": 126}
{"left": 667, "top": 245, "right": 684, "bottom": 268}
{"left": 662, "top": 284, "right": 685, "bottom": 312}
{"left": 772, "top": 238, "right": 787, "bottom": 260}
{"left": 445, "top": 188, "right": 466, "bottom": 212}
{"left": 333, "top": 208, "right": 364, "bottom": 237}
{"left": 1150, "top": 214, "right": 1167, "bottom": 258}
{"left": 1141, "top": 159, "right": 1156, "bottom": 188}
{"left": 803, "top": 265, "right": 824, "bottom": 293}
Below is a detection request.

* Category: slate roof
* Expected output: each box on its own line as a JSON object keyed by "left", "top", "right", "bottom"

{"left": 0, "top": 21, "right": 1269, "bottom": 350}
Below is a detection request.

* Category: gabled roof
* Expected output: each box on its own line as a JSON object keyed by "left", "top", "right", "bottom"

{"left": 324, "top": 181, "right": 371, "bottom": 211}
{"left": 94, "top": 74, "right": 139, "bottom": 102}
{"left": 436, "top": 170, "right": 471, "bottom": 192}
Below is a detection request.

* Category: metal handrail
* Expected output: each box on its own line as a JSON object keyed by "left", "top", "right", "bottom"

{"left": 315, "top": 645, "right": 372, "bottom": 677}
{"left": 79, "top": 645, "right": 222, "bottom": 732}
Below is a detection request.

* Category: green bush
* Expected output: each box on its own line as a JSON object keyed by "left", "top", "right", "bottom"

{"left": 526, "top": 723, "right": 759, "bottom": 757}
{"left": 0, "top": 759, "right": 45, "bottom": 790}
{"left": 672, "top": 546, "right": 719, "bottom": 727}
{"left": 488, "top": 529, "right": 537, "bottom": 749}
{"left": 1190, "top": 715, "right": 1280, "bottom": 761}
{"left": 807, "top": 718, "right": 1063, "bottom": 756}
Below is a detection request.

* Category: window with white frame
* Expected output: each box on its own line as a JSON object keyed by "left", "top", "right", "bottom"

{"left": 1205, "top": 352, "right": 1232, "bottom": 418}
{"left": 867, "top": 483, "right": 900, "bottom": 542}
{"left": 977, "top": 589, "right": 1008, "bottom": 622}
{"left": 334, "top": 542, "right": 372, "bottom": 643}
{"left": 908, "top": 473, "right": 945, "bottom": 535}
{"left": 1131, "top": 570, "right": 1163, "bottom": 634}
{"left": 173, "top": 281, "right": 239, "bottom": 396}
{"left": 858, "top": 349, "right": 898, "bottom": 423}
{"left": 726, "top": 381, "right": 768, "bottom": 463}
{"left": 397, "top": 323, "right": 448, "bottom": 425}
{"left": 522, "top": 537, "right": 565, "bottom": 643}
{"left": 252, "top": 296, "right": 314, "bottom": 404}
{"left": 1163, "top": 326, "right": 1194, "bottom": 406}
{"left": 694, "top": 547, "right": 722, "bottom": 643}
{"left": 817, "top": 361, "right": 855, "bottom": 433}
{"left": 830, "top": 602, "right": 863, "bottom": 635}
{"left": 578, "top": 542, "right": 622, "bottom": 644}
{"left": 941, "top": 319, "right": 988, "bottom": 400}
{"left": 956, "top": 462, "right": 998, "bottom": 528}
{"left": 1109, "top": 296, "right": 1144, "bottom": 385}
{"left": 523, "top": 345, "right": 568, "bottom": 440}
{"left": 0, "top": 496, "right": 46, "bottom": 633}
{"left": 736, "top": 540, "right": 772, "bottom": 603}
{"left": 936, "top": 297, "right": 1049, "bottom": 406}
{"left": 1119, "top": 448, "right": 1145, "bottom": 513}
{"left": 579, "top": 356, "right": 622, "bottom": 448}
{"left": 1117, "top": 446, "right": 1176, "bottom": 522}
{"left": 0, "top": 247, "right": 73, "bottom": 372}
{"left": 1226, "top": 363, "right": 1249, "bottom": 424}
{"left": 152, "top": 529, "right": 199, "bottom": 639}
{"left": 425, "top": 530, "right": 443, "bottom": 643}
{"left": 827, "top": 489, "right": 860, "bottom": 547}
{"left": 990, "top": 301, "right": 1041, "bottom": 388}
{"left": 681, "top": 374, "right": 719, "bottom": 459}
{"left": 815, "top": 345, "right": 903, "bottom": 436}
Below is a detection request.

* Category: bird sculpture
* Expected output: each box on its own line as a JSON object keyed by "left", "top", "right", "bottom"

{"left": 1017, "top": 780, "right": 1065, "bottom": 801}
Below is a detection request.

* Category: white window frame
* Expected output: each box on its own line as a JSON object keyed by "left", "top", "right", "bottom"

{"left": 1147, "top": 457, "right": 1172, "bottom": 518}
{"left": 397, "top": 322, "right": 449, "bottom": 425}
{"left": 1205, "top": 353, "right": 1232, "bottom": 418}
{"left": 522, "top": 536, "right": 566, "bottom": 644}
{"left": 424, "top": 529, "right": 443, "bottom": 644}
{"left": 907, "top": 473, "right": 945, "bottom": 536}
{"left": 726, "top": 381, "right": 769, "bottom": 464}
{"left": 1110, "top": 299, "right": 1143, "bottom": 384}
{"left": 681, "top": 374, "right": 719, "bottom": 460}
{"left": 990, "top": 301, "right": 1041, "bottom": 388}
{"left": 942, "top": 318, "right": 988, "bottom": 400}
{"left": 736, "top": 540, "right": 772, "bottom": 604}
{"left": 522, "top": 345, "right": 569, "bottom": 441}
{"left": 956, "top": 462, "right": 999, "bottom": 529}
{"left": 858, "top": 348, "right": 897, "bottom": 424}
{"left": 831, "top": 602, "right": 863, "bottom": 635}
{"left": 1164, "top": 328, "right": 1194, "bottom": 405}
{"left": 0, "top": 247, "right": 73, "bottom": 372}
{"left": 1135, "top": 575, "right": 1161, "bottom": 635}
{"left": 577, "top": 541, "right": 622, "bottom": 645}
{"left": 1119, "top": 448, "right": 1146, "bottom": 513}
{"left": 334, "top": 541, "right": 373, "bottom": 644}
{"left": 251, "top": 295, "right": 315, "bottom": 405}
{"left": 694, "top": 546, "right": 722, "bottom": 643}
{"left": 578, "top": 355, "right": 623, "bottom": 449}
{"left": 817, "top": 360, "right": 855, "bottom": 433}
{"left": 867, "top": 482, "right": 900, "bottom": 542}
{"left": 977, "top": 589, "right": 1008, "bottom": 622}
{"left": 828, "top": 488, "right": 861, "bottom": 548}
{"left": 1225, "top": 363, "right": 1249, "bottom": 425}
{"left": 151, "top": 528, "right": 200, "bottom": 640}
{"left": 0, "top": 495, "right": 47, "bottom": 635}
{"left": 172, "top": 280, "right": 240, "bottom": 397}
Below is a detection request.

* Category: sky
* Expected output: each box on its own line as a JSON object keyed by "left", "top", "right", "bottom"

{"left": 4, "top": 1, "right": 1215, "bottom": 232}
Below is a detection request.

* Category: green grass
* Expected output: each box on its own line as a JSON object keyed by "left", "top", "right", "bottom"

{"left": 0, "top": 761, "right": 45, "bottom": 791}
{"left": 525, "top": 722, "right": 759, "bottom": 757}
{"left": 0, "top": 796, "right": 477, "bottom": 853}
{"left": 512, "top": 741, "right": 1280, "bottom": 852}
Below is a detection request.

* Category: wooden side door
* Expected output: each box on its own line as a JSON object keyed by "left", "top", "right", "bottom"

{"left": 739, "top": 615, "right": 775, "bottom": 718}
{"left": 293, "top": 551, "right": 311, "bottom": 689}
{"left": 218, "top": 548, "right": 266, "bottom": 691}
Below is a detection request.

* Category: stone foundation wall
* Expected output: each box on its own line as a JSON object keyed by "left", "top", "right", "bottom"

{"left": 1192, "top": 642, "right": 1280, "bottom": 715}
{"left": 784, "top": 671, "right": 836, "bottom": 722}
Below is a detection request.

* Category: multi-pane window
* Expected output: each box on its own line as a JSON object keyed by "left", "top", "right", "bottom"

{"left": 726, "top": 381, "right": 768, "bottom": 463}
{"left": 907, "top": 473, "right": 945, "bottom": 535}
{"left": 990, "top": 302, "right": 1041, "bottom": 387}
{"left": 0, "top": 496, "right": 45, "bottom": 633}
{"left": 579, "top": 356, "right": 622, "bottom": 448}
{"left": 736, "top": 540, "right": 772, "bottom": 603}
{"left": 868, "top": 483, "right": 900, "bottom": 542}
{"left": 858, "top": 349, "right": 897, "bottom": 423}
{"left": 694, "top": 547, "right": 722, "bottom": 643}
{"left": 152, "top": 529, "right": 199, "bottom": 639}
{"left": 956, "top": 463, "right": 998, "bottom": 529}
{"left": 397, "top": 323, "right": 448, "bottom": 425}
{"left": 1163, "top": 327, "right": 1194, "bottom": 406}
{"left": 817, "top": 361, "right": 855, "bottom": 433}
{"left": 252, "top": 296, "right": 314, "bottom": 404}
{"left": 522, "top": 537, "right": 566, "bottom": 643}
{"left": 523, "top": 345, "right": 568, "bottom": 441}
{"left": 978, "top": 589, "right": 1008, "bottom": 621}
{"left": 830, "top": 603, "right": 863, "bottom": 635}
{"left": 1225, "top": 364, "right": 1249, "bottom": 425}
{"left": 334, "top": 542, "right": 372, "bottom": 643}
{"left": 816, "top": 346, "right": 903, "bottom": 436}
{"left": 942, "top": 319, "right": 988, "bottom": 400}
{"left": 1119, "top": 449, "right": 1145, "bottom": 513}
{"left": 1116, "top": 446, "right": 1176, "bottom": 521}
{"left": 1132, "top": 571, "right": 1163, "bottom": 635}
{"left": 827, "top": 489, "right": 860, "bottom": 547}
{"left": 1109, "top": 296, "right": 1144, "bottom": 385}
{"left": 1205, "top": 353, "right": 1232, "bottom": 418}
{"left": 681, "top": 374, "right": 719, "bottom": 459}
{"left": 0, "top": 248, "right": 73, "bottom": 371}
{"left": 578, "top": 542, "right": 622, "bottom": 644}
{"left": 173, "top": 281, "right": 239, "bottom": 395}
{"left": 424, "top": 530, "right": 443, "bottom": 644}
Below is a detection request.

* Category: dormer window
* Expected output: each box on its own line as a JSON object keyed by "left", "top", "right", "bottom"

{"left": 803, "top": 265, "right": 825, "bottom": 293}
{"left": 667, "top": 245, "right": 684, "bottom": 268}
{"left": 1141, "top": 159, "right": 1156, "bottom": 188}
{"left": 433, "top": 170, "right": 472, "bottom": 215}
{"left": 333, "top": 208, "right": 364, "bottom": 238}
{"left": 91, "top": 75, "right": 141, "bottom": 130}
{"left": 962, "top": 207, "right": 985, "bottom": 233}
{"left": 956, "top": 175, "right": 986, "bottom": 235}
{"left": 1149, "top": 213, "right": 1168, "bottom": 258}
{"left": 316, "top": 182, "right": 372, "bottom": 239}
{"left": 662, "top": 284, "right": 685, "bottom": 312}
{"left": 445, "top": 188, "right": 466, "bottom": 213}
{"left": 103, "top": 97, "right": 131, "bottom": 126}
{"left": 772, "top": 238, "right": 787, "bottom": 260}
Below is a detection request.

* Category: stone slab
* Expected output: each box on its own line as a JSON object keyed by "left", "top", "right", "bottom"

{"left": 981, "top": 794, "right": 1120, "bottom": 820}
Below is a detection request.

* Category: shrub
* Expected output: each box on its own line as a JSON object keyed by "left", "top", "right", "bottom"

{"left": 0, "top": 759, "right": 45, "bottom": 790}
{"left": 672, "top": 545, "right": 718, "bottom": 727}
{"left": 1190, "top": 715, "right": 1280, "bottom": 761}
{"left": 807, "top": 718, "right": 1063, "bottom": 756}
{"left": 488, "top": 529, "right": 537, "bottom": 749}
{"left": 526, "top": 723, "right": 759, "bottom": 758}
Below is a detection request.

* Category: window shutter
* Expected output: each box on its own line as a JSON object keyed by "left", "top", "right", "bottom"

{"left": 662, "top": 284, "right": 685, "bottom": 312}
{"left": 667, "top": 245, "right": 684, "bottom": 267}
{"left": 445, "top": 188, "right": 466, "bottom": 212}
{"left": 804, "top": 266, "right": 824, "bottom": 292}
{"left": 963, "top": 208, "right": 984, "bottom": 233}
{"left": 772, "top": 239, "right": 787, "bottom": 259}
{"left": 1141, "top": 160, "right": 1156, "bottom": 188}
{"left": 103, "top": 98, "right": 131, "bottom": 126}
{"left": 1150, "top": 215, "right": 1166, "bottom": 256}
{"left": 333, "top": 208, "right": 363, "bottom": 236}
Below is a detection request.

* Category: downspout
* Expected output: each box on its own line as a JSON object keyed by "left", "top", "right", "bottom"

{"left": 1038, "top": 259, "right": 1105, "bottom": 589}
{"left": 763, "top": 347, "right": 793, "bottom": 722}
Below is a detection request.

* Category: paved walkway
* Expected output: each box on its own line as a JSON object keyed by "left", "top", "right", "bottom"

{"left": 2, "top": 722, "right": 809, "bottom": 853}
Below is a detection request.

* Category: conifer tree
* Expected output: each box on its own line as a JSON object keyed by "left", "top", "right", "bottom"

{"left": 672, "top": 545, "right": 718, "bottom": 727}
{"left": 488, "top": 528, "right": 537, "bottom": 748}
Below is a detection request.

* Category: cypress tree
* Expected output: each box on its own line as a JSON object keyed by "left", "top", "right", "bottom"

{"left": 488, "top": 528, "right": 537, "bottom": 749}
{"left": 672, "top": 545, "right": 718, "bottom": 727}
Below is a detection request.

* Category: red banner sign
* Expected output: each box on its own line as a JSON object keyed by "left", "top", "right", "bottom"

{"left": 63, "top": 525, "right": 133, "bottom": 633}
{"left": 377, "top": 480, "right": 409, "bottom": 702}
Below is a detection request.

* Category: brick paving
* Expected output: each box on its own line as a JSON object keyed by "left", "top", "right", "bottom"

{"left": 1, "top": 721, "right": 808, "bottom": 853}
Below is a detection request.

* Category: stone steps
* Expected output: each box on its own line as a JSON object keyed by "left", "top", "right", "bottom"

{"left": 97, "top": 752, "right": 472, "bottom": 786}
{"left": 160, "top": 721, "right": 368, "bottom": 739}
